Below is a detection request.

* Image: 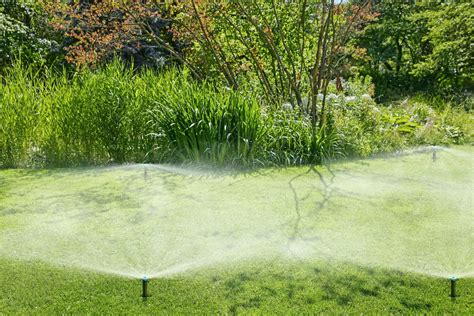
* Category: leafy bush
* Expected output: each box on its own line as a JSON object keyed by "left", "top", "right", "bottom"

{"left": 262, "top": 109, "right": 343, "bottom": 165}
{"left": 42, "top": 0, "right": 179, "bottom": 69}
{"left": 0, "top": 1, "right": 58, "bottom": 71}
{"left": 411, "top": 3, "right": 474, "bottom": 93}
{"left": 356, "top": 2, "right": 473, "bottom": 99}
{"left": 321, "top": 79, "right": 472, "bottom": 158}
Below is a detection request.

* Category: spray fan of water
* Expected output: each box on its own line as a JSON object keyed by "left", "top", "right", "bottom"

{"left": 0, "top": 146, "right": 472, "bottom": 280}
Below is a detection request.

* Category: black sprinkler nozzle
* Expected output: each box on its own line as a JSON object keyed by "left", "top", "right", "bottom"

{"left": 142, "top": 276, "right": 149, "bottom": 298}
{"left": 449, "top": 276, "right": 458, "bottom": 298}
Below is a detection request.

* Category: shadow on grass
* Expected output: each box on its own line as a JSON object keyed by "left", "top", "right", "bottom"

{"left": 218, "top": 264, "right": 438, "bottom": 314}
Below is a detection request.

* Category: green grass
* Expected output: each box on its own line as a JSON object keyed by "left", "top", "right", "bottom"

{"left": 1, "top": 62, "right": 471, "bottom": 168}
{"left": 0, "top": 257, "right": 473, "bottom": 314}
{"left": 0, "top": 146, "right": 472, "bottom": 313}
{"left": 0, "top": 62, "right": 265, "bottom": 167}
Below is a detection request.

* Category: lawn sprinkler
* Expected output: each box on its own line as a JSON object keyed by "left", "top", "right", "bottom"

{"left": 432, "top": 149, "right": 437, "bottom": 162}
{"left": 142, "top": 276, "right": 149, "bottom": 298}
{"left": 449, "top": 276, "right": 458, "bottom": 298}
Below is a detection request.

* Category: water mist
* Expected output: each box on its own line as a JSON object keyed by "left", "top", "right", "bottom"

{"left": 0, "top": 146, "right": 472, "bottom": 292}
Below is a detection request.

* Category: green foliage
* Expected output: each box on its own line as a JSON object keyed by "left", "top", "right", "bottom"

{"left": 174, "top": 0, "right": 375, "bottom": 130}
{"left": 263, "top": 110, "right": 343, "bottom": 165}
{"left": 38, "top": 64, "right": 155, "bottom": 165}
{"left": 356, "top": 1, "right": 422, "bottom": 98}
{"left": 356, "top": 1, "right": 473, "bottom": 99}
{"left": 378, "top": 97, "right": 471, "bottom": 147}
{"left": 150, "top": 72, "right": 263, "bottom": 166}
{"left": 0, "top": 62, "right": 37, "bottom": 167}
{"left": 0, "top": 63, "right": 470, "bottom": 168}
{"left": 0, "top": 61, "right": 157, "bottom": 167}
{"left": 411, "top": 3, "right": 474, "bottom": 93}
{"left": 0, "top": 0, "right": 57, "bottom": 71}
{"left": 0, "top": 61, "right": 264, "bottom": 167}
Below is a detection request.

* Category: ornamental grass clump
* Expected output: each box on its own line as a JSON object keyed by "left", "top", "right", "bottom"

{"left": 150, "top": 72, "right": 263, "bottom": 166}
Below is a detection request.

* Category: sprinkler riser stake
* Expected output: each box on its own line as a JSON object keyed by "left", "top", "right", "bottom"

{"left": 449, "top": 277, "right": 458, "bottom": 298}
{"left": 142, "top": 277, "right": 149, "bottom": 298}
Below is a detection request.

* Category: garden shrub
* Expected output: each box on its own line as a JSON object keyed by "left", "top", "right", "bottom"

{"left": 0, "top": 63, "right": 470, "bottom": 169}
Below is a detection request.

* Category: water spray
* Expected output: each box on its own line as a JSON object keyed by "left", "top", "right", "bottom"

{"left": 142, "top": 276, "right": 149, "bottom": 298}
{"left": 449, "top": 276, "right": 458, "bottom": 298}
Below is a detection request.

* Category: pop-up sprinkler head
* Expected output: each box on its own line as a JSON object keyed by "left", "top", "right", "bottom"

{"left": 432, "top": 150, "right": 437, "bottom": 162}
{"left": 449, "top": 276, "right": 458, "bottom": 298}
{"left": 142, "top": 276, "right": 149, "bottom": 298}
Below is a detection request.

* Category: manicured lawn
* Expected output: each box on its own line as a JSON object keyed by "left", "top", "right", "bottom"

{"left": 0, "top": 146, "right": 472, "bottom": 313}
{"left": 1, "top": 257, "right": 473, "bottom": 314}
